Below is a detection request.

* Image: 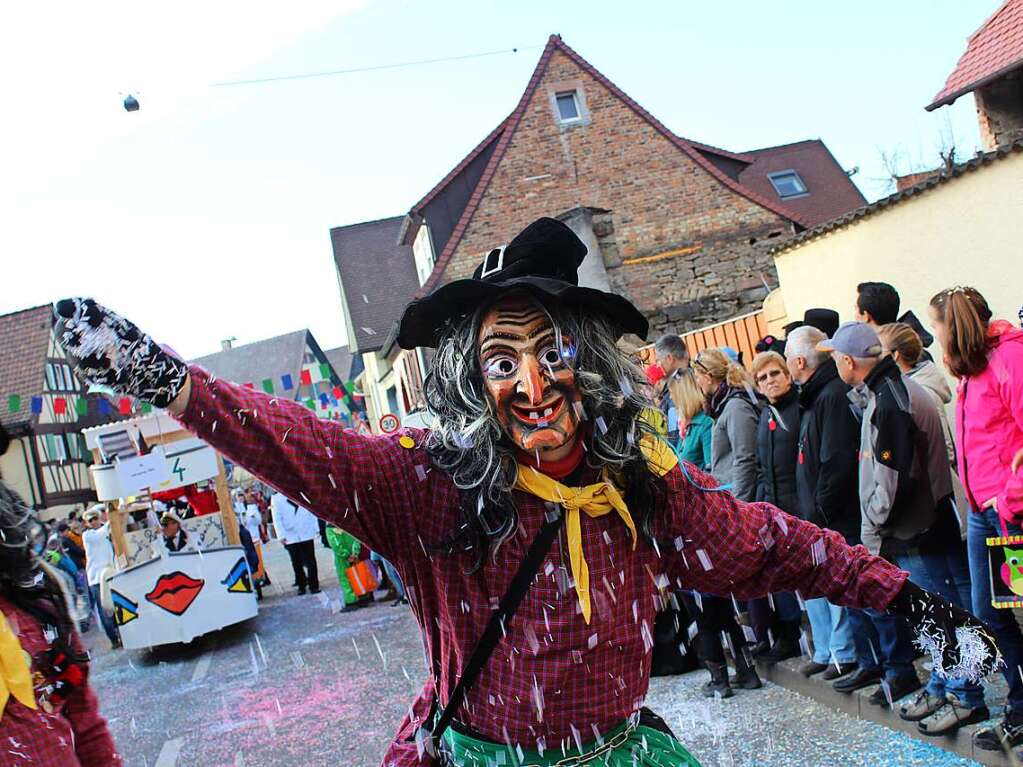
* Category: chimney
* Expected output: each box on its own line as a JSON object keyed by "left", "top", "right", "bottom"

{"left": 220, "top": 338, "right": 234, "bottom": 351}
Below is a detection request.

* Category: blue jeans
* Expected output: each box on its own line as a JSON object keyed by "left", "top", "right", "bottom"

{"left": 773, "top": 592, "right": 802, "bottom": 622}
{"left": 89, "top": 583, "right": 119, "bottom": 644}
{"left": 897, "top": 546, "right": 984, "bottom": 707}
{"left": 849, "top": 606, "right": 917, "bottom": 680}
{"left": 371, "top": 551, "right": 405, "bottom": 599}
{"left": 805, "top": 597, "right": 856, "bottom": 664}
{"left": 968, "top": 508, "right": 1023, "bottom": 713}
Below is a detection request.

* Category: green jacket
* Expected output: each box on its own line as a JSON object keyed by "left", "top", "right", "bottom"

{"left": 679, "top": 411, "right": 713, "bottom": 471}
{"left": 325, "top": 526, "right": 361, "bottom": 559}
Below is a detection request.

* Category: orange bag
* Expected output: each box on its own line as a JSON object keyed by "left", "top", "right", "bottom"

{"left": 345, "top": 560, "right": 379, "bottom": 597}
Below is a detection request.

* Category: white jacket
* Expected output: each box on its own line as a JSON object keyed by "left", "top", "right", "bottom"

{"left": 83, "top": 522, "right": 115, "bottom": 586}
{"left": 270, "top": 492, "right": 319, "bottom": 543}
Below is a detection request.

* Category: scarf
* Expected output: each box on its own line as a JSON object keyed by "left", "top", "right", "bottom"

{"left": 0, "top": 612, "right": 36, "bottom": 714}
{"left": 513, "top": 435, "right": 678, "bottom": 623}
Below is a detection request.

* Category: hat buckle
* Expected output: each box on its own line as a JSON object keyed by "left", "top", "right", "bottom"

{"left": 479, "top": 246, "right": 506, "bottom": 279}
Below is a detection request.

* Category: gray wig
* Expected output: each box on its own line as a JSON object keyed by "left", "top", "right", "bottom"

{"left": 422, "top": 293, "right": 663, "bottom": 568}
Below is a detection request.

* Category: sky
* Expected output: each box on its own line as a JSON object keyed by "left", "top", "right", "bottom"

{"left": 0, "top": 0, "right": 997, "bottom": 359}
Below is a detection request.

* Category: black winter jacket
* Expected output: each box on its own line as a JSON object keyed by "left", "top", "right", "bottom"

{"left": 795, "top": 359, "right": 862, "bottom": 544}
{"left": 755, "top": 386, "right": 800, "bottom": 514}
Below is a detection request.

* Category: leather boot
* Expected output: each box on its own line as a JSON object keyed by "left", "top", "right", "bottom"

{"left": 701, "top": 661, "right": 734, "bottom": 699}
{"left": 730, "top": 648, "right": 763, "bottom": 690}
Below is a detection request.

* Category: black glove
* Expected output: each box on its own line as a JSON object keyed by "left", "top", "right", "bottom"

{"left": 888, "top": 580, "right": 1001, "bottom": 682}
{"left": 53, "top": 298, "right": 187, "bottom": 409}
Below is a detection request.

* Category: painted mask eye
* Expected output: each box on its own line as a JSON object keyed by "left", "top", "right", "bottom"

{"left": 539, "top": 347, "right": 564, "bottom": 368}
{"left": 483, "top": 356, "right": 517, "bottom": 379}
{"left": 1012, "top": 557, "right": 1020, "bottom": 567}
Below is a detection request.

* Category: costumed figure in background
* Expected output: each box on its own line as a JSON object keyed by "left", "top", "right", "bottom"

{"left": 326, "top": 524, "right": 362, "bottom": 611}
{"left": 0, "top": 481, "right": 122, "bottom": 766}
{"left": 159, "top": 511, "right": 191, "bottom": 553}
{"left": 54, "top": 218, "right": 999, "bottom": 767}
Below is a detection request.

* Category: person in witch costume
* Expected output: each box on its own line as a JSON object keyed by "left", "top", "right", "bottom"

{"left": 0, "top": 479, "right": 122, "bottom": 766}
{"left": 54, "top": 218, "right": 998, "bottom": 766}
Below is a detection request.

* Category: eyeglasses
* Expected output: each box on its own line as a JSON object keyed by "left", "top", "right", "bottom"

{"left": 755, "top": 368, "right": 786, "bottom": 384}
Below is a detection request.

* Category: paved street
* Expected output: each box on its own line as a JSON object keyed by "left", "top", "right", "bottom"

{"left": 86, "top": 541, "right": 980, "bottom": 767}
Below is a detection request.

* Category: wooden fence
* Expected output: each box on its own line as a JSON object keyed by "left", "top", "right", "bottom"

{"left": 637, "top": 310, "right": 767, "bottom": 368}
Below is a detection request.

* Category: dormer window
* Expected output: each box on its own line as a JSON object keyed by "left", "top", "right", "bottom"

{"left": 555, "top": 91, "right": 581, "bottom": 123}
{"left": 768, "top": 170, "right": 808, "bottom": 199}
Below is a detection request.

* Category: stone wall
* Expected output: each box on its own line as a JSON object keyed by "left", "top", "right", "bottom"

{"left": 438, "top": 49, "right": 794, "bottom": 339}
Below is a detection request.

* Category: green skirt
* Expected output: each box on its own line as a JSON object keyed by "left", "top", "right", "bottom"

{"left": 441, "top": 716, "right": 701, "bottom": 766}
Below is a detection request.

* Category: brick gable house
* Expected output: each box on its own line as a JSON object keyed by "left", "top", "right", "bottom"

{"left": 400, "top": 35, "right": 862, "bottom": 336}
{"left": 331, "top": 36, "right": 864, "bottom": 427}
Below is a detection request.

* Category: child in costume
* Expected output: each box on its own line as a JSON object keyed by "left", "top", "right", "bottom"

{"left": 326, "top": 525, "right": 361, "bottom": 611}
{"left": 54, "top": 218, "right": 997, "bottom": 767}
{"left": 0, "top": 482, "right": 121, "bottom": 766}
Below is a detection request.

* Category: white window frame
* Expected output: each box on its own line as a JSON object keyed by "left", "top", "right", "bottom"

{"left": 768, "top": 170, "right": 809, "bottom": 199}
{"left": 412, "top": 223, "right": 436, "bottom": 287}
{"left": 555, "top": 91, "right": 582, "bottom": 124}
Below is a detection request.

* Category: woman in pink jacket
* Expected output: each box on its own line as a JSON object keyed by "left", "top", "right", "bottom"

{"left": 930, "top": 286, "right": 1023, "bottom": 753}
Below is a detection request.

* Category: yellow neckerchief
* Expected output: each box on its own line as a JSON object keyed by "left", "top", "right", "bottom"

{"left": 0, "top": 612, "right": 36, "bottom": 714}
{"left": 512, "top": 435, "right": 678, "bottom": 623}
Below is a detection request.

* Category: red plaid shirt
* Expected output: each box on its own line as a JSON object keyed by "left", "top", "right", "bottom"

{"left": 0, "top": 596, "right": 121, "bottom": 767}
{"left": 179, "top": 365, "right": 907, "bottom": 766}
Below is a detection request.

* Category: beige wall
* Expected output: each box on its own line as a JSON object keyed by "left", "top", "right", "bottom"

{"left": 775, "top": 151, "right": 1023, "bottom": 335}
{"left": 0, "top": 436, "right": 39, "bottom": 508}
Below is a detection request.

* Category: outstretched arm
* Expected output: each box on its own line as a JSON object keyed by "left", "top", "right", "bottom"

{"left": 663, "top": 461, "right": 998, "bottom": 681}
{"left": 53, "top": 298, "right": 423, "bottom": 562}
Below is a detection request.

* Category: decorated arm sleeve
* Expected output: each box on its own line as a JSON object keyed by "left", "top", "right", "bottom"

{"left": 661, "top": 462, "right": 907, "bottom": 612}
{"left": 176, "top": 365, "right": 421, "bottom": 563}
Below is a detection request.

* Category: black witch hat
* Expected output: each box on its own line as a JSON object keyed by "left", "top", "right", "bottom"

{"left": 397, "top": 217, "right": 648, "bottom": 349}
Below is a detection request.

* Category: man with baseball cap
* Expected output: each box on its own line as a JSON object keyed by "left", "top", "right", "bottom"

{"left": 820, "top": 324, "right": 986, "bottom": 732}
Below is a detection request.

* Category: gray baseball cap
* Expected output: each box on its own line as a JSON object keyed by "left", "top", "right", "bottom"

{"left": 817, "top": 322, "right": 883, "bottom": 357}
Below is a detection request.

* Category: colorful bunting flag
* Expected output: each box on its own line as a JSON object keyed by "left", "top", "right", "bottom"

{"left": 305, "top": 398, "right": 315, "bottom": 411}
{"left": 332, "top": 386, "right": 343, "bottom": 399}
{"left": 281, "top": 374, "right": 294, "bottom": 391}
{"left": 140, "top": 402, "right": 152, "bottom": 414}
{"left": 243, "top": 382, "right": 254, "bottom": 390}
{"left": 261, "top": 378, "right": 274, "bottom": 394}
{"left": 319, "top": 363, "right": 331, "bottom": 381}
{"left": 54, "top": 397, "right": 67, "bottom": 415}
{"left": 118, "top": 398, "right": 132, "bottom": 415}
{"left": 76, "top": 398, "right": 89, "bottom": 417}
{"left": 30, "top": 396, "right": 43, "bottom": 414}
{"left": 98, "top": 399, "right": 112, "bottom": 416}
{"left": 7, "top": 395, "right": 20, "bottom": 413}
{"left": 300, "top": 369, "right": 312, "bottom": 386}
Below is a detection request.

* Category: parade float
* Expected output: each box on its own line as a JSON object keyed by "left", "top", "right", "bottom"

{"left": 82, "top": 411, "right": 258, "bottom": 649}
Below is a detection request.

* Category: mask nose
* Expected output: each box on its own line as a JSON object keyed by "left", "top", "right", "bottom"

{"left": 517, "top": 356, "right": 546, "bottom": 406}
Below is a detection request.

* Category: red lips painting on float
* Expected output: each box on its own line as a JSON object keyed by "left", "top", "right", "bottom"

{"left": 145, "top": 572, "right": 205, "bottom": 615}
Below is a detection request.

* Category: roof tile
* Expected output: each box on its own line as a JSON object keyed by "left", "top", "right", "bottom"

{"left": 928, "top": 0, "right": 1023, "bottom": 109}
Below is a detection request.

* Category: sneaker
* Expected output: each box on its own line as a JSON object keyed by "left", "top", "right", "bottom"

{"left": 820, "top": 662, "right": 857, "bottom": 681}
{"left": 798, "top": 660, "right": 828, "bottom": 677}
{"left": 867, "top": 675, "right": 920, "bottom": 708}
{"left": 918, "top": 695, "right": 990, "bottom": 736}
{"left": 297, "top": 588, "right": 307, "bottom": 595}
{"left": 975, "top": 713, "right": 1023, "bottom": 752}
{"left": 898, "top": 690, "right": 945, "bottom": 722}
{"left": 833, "top": 667, "right": 883, "bottom": 694}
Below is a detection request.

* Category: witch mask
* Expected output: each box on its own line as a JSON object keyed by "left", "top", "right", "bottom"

{"left": 478, "top": 294, "right": 581, "bottom": 457}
